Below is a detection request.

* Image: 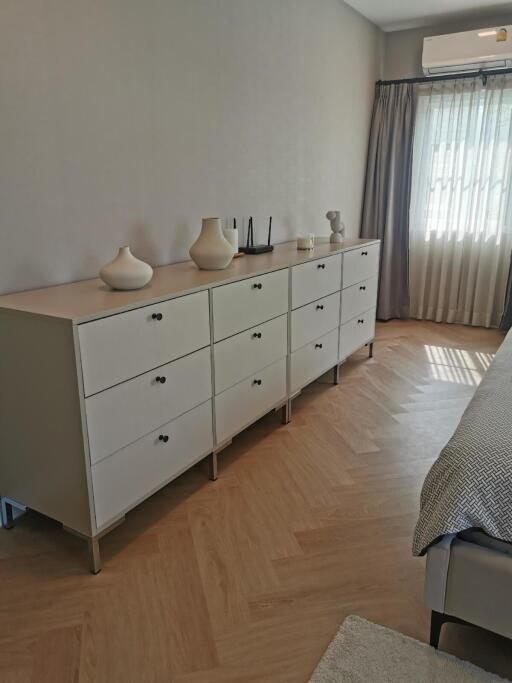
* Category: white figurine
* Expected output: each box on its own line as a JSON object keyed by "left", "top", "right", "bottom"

{"left": 326, "top": 211, "right": 345, "bottom": 243}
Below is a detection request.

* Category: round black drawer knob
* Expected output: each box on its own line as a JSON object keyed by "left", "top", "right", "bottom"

{"left": 159, "top": 434, "right": 169, "bottom": 443}
{"left": 315, "top": 343, "right": 323, "bottom": 349}
{"left": 252, "top": 332, "right": 262, "bottom": 339}
{"left": 253, "top": 283, "right": 263, "bottom": 290}
{"left": 317, "top": 263, "right": 326, "bottom": 269}
{"left": 316, "top": 304, "right": 324, "bottom": 310}
{"left": 152, "top": 312, "right": 163, "bottom": 321}
{"left": 253, "top": 379, "right": 262, "bottom": 386}
{"left": 359, "top": 286, "right": 366, "bottom": 291}
{"left": 156, "top": 376, "right": 166, "bottom": 384}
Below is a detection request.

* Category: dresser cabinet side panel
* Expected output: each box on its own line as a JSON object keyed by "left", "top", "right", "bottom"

{"left": 0, "top": 310, "right": 92, "bottom": 535}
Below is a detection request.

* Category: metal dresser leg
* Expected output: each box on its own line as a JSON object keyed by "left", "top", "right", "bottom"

{"left": 281, "top": 400, "right": 292, "bottom": 425}
{"left": 368, "top": 342, "right": 374, "bottom": 358}
{"left": 333, "top": 364, "right": 340, "bottom": 385}
{"left": 208, "top": 452, "right": 218, "bottom": 481}
{"left": 1, "top": 498, "right": 15, "bottom": 529}
{"left": 64, "top": 519, "right": 125, "bottom": 574}
{"left": 88, "top": 537, "right": 102, "bottom": 575}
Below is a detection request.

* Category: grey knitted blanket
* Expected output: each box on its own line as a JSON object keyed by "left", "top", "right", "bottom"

{"left": 413, "top": 330, "right": 512, "bottom": 556}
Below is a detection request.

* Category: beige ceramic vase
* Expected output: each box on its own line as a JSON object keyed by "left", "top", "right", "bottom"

{"left": 99, "top": 246, "right": 153, "bottom": 290}
{"left": 189, "top": 218, "right": 234, "bottom": 270}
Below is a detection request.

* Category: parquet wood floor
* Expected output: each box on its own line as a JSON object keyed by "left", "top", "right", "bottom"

{"left": 0, "top": 321, "right": 506, "bottom": 682}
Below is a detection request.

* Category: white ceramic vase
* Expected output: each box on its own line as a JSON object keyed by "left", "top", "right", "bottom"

{"left": 99, "top": 246, "right": 153, "bottom": 290}
{"left": 222, "top": 225, "right": 239, "bottom": 255}
{"left": 189, "top": 218, "right": 234, "bottom": 270}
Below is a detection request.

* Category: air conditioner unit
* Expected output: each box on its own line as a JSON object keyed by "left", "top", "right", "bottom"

{"left": 422, "top": 26, "right": 512, "bottom": 76}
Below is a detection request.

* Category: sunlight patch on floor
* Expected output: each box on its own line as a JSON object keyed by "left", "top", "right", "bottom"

{"left": 423, "top": 345, "right": 494, "bottom": 386}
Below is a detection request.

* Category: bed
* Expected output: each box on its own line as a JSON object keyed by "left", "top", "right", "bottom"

{"left": 412, "top": 329, "right": 512, "bottom": 647}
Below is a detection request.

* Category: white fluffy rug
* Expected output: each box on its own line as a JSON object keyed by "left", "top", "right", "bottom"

{"left": 309, "top": 616, "right": 510, "bottom": 682}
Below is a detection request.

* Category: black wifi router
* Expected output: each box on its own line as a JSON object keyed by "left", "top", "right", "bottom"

{"left": 239, "top": 216, "right": 274, "bottom": 255}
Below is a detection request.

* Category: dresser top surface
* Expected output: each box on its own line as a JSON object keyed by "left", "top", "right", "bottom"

{"left": 0, "top": 239, "right": 379, "bottom": 323}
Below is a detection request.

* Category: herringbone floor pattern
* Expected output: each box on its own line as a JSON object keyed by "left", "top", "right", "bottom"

{"left": 0, "top": 321, "right": 507, "bottom": 682}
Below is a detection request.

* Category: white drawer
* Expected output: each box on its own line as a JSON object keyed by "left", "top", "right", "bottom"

{"left": 339, "top": 308, "right": 376, "bottom": 361}
{"left": 92, "top": 400, "right": 213, "bottom": 529}
{"left": 291, "top": 253, "right": 342, "bottom": 309}
{"left": 214, "top": 314, "right": 287, "bottom": 395}
{"left": 212, "top": 269, "right": 288, "bottom": 342}
{"left": 291, "top": 291, "right": 340, "bottom": 352}
{"left": 341, "top": 276, "right": 378, "bottom": 324}
{"left": 86, "top": 347, "right": 212, "bottom": 465}
{"left": 290, "top": 328, "right": 339, "bottom": 395}
{"left": 215, "top": 358, "right": 287, "bottom": 445}
{"left": 79, "top": 291, "right": 210, "bottom": 396}
{"left": 342, "top": 243, "right": 379, "bottom": 289}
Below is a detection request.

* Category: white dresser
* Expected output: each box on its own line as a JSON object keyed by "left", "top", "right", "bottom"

{"left": 0, "top": 239, "right": 379, "bottom": 571}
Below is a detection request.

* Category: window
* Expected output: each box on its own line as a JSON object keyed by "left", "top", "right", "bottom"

{"left": 409, "top": 75, "right": 512, "bottom": 327}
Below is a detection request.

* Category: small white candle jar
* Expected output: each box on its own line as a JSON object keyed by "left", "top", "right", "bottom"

{"left": 297, "top": 234, "right": 315, "bottom": 250}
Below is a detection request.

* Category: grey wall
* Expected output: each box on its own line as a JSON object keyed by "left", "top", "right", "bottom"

{"left": 0, "top": 0, "right": 382, "bottom": 294}
{"left": 384, "top": 11, "right": 512, "bottom": 80}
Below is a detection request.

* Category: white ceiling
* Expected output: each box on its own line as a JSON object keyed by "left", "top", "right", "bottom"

{"left": 344, "top": 0, "right": 512, "bottom": 32}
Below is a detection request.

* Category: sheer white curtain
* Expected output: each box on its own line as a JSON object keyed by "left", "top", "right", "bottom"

{"left": 409, "top": 74, "right": 512, "bottom": 327}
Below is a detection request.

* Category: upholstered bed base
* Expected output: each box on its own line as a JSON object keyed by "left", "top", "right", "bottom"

{"left": 425, "top": 534, "right": 512, "bottom": 646}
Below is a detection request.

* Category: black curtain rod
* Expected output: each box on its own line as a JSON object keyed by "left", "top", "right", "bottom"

{"left": 377, "top": 66, "right": 512, "bottom": 87}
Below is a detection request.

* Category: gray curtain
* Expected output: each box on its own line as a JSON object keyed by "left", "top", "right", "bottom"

{"left": 500, "top": 253, "right": 512, "bottom": 331}
{"left": 360, "top": 82, "right": 416, "bottom": 320}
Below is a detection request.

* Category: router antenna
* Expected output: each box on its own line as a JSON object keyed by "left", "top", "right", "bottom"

{"left": 246, "top": 217, "right": 251, "bottom": 249}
